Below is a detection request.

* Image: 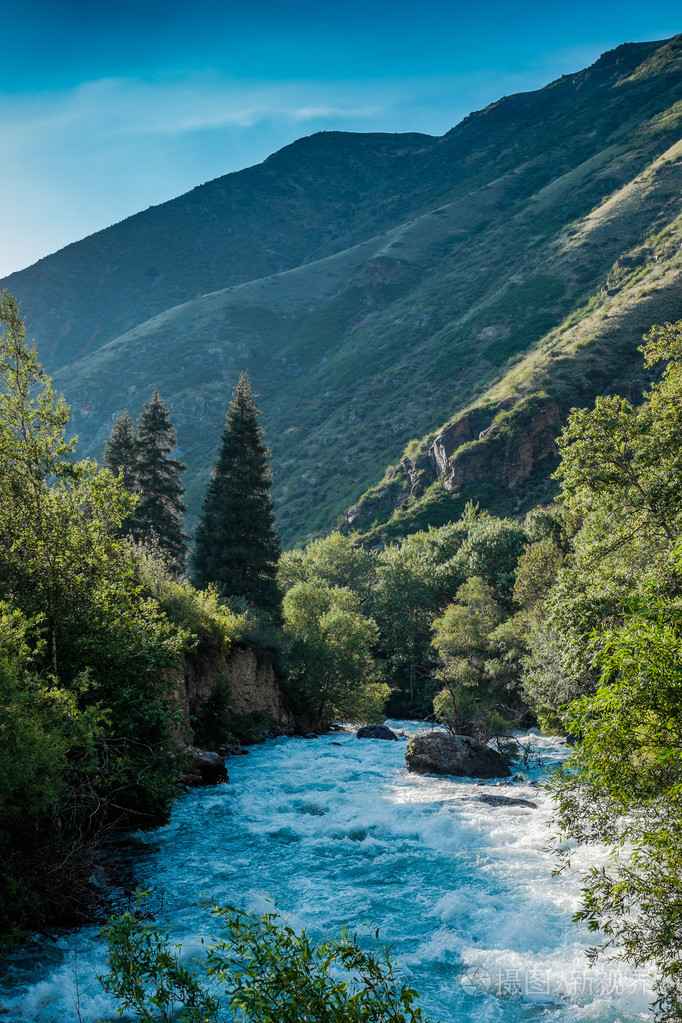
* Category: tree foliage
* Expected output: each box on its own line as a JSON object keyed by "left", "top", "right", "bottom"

{"left": 556, "top": 322, "right": 682, "bottom": 547}
{"left": 541, "top": 320, "right": 682, "bottom": 1018}
{"left": 131, "top": 391, "right": 188, "bottom": 576}
{"left": 103, "top": 409, "right": 138, "bottom": 537}
{"left": 431, "top": 577, "right": 518, "bottom": 738}
{"left": 0, "top": 601, "right": 104, "bottom": 939}
{"left": 103, "top": 398, "right": 188, "bottom": 575}
{"left": 277, "top": 513, "right": 534, "bottom": 725}
{"left": 450, "top": 506, "right": 527, "bottom": 606}
{"left": 282, "top": 581, "right": 387, "bottom": 731}
{"left": 279, "top": 532, "right": 376, "bottom": 604}
{"left": 193, "top": 373, "right": 281, "bottom": 619}
{"left": 0, "top": 294, "right": 209, "bottom": 936}
{"left": 371, "top": 522, "right": 467, "bottom": 712}
{"left": 552, "top": 589, "right": 682, "bottom": 1019}
{"left": 100, "top": 897, "right": 429, "bottom": 1023}
{"left": 522, "top": 322, "right": 682, "bottom": 718}
{"left": 104, "top": 409, "right": 137, "bottom": 491}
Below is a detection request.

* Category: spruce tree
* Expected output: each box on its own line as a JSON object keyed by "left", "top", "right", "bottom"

{"left": 133, "top": 391, "right": 188, "bottom": 576}
{"left": 103, "top": 410, "right": 137, "bottom": 491}
{"left": 193, "top": 373, "right": 281, "bottom": 617}
{"left": 103, "top": 410, "right": 138, "bottom": 538}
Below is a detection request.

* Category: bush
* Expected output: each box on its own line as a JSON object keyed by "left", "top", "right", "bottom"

{"left": 0, "top": 603, "right": 104, "bottom": 939}
{"left": 100, "top": 896, "right": 430, "bottom": 1023}
{"left": 134, "top": 544, "right": 248, "bottom": 656}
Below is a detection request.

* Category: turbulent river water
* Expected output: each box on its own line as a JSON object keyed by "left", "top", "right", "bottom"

{"left": 2, "top": 723, "right": 652, "bottom": 1022}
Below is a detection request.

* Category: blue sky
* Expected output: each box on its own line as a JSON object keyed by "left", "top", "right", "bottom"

{"left": 0, "top": 0, "right": 679, "bottom": 278}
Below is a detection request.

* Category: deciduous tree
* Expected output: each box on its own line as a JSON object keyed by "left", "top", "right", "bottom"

{"left": 543, "top": 320, "right": 682, "bottom": 1018}
{"left": 0, "top": 293, "right": 186, "bottom": 934}
{"left": 279, "top": 532, "right": 376, "bottom": 605}
{"left": 282, "top": 581, "right": 387, "bottom": 730}
{"left": 371, "top": 522, "right": 467, "bottom": 712}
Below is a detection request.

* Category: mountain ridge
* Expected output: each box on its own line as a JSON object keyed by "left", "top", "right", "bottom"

{"left": 3, "top": 34, "right": 681, "bottom": 544}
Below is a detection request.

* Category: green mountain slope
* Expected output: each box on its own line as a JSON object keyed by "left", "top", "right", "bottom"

{"left": 348, "top": 147, "right": 682, "bottom": 542}
{"left": 3, "top": 35, "right": 682, "bottom": 545}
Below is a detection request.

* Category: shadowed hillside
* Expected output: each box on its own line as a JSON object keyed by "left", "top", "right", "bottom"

{"left": 3, "top": 34, "right": 682, "bottom": 544}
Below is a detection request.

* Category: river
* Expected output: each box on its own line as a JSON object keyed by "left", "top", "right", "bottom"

{"left": 1, "top": 723, "right": 652, "bottom": 1021}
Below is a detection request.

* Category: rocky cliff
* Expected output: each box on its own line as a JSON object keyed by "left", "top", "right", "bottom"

{"left": 345, "top": 399, "right": 563, "bottom": 536}
{"left": 169, "top": 642, "right": 294, "bottom": 743}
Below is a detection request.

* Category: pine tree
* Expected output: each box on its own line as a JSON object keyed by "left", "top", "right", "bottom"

{"left": 193, "top": 373, "right": 281, "bottom": 617}
{"left": 133, "top": 391, "right": 187, "bottom": 576}
{"left": 103, "top": 410, "right": 138, "bottom": 538}
{"left": 103, "top": 410, "right": 137, "bottom": 491}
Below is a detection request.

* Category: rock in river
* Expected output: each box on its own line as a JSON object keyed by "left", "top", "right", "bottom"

{"left": 476, "top": 793, "right": 537, "bottom": 809}
{"left": 405, "top": 732, "right": 510, "bottom": 778}
{"left": 182, "top": 748, "right": 229, "bottom": 787}
{"left": 357, "top": 724, "right": 398, "bottom": 740}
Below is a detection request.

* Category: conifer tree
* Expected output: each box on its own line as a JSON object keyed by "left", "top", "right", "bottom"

{"left": 103, "top": 410, "right": 138, "bottom": 538}
{"left": 193, "top": 373, "right": 281, "bottom": 617}
{"left": 133, "top": 391, "right": 187, "bottom": 576}
{"left": 103, "top": 410, "right": 137, "bottom": 490}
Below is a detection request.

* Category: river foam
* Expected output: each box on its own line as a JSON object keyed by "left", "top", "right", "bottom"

{"left": 0, "top": 724, "right": 653, "bottom": 1021}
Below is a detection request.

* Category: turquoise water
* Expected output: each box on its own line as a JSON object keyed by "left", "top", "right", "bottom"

{"left": 1, "top": 724, "right": 652, "bottom": 1021}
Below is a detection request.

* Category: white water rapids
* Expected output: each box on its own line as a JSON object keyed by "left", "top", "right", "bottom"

{"left": 1, "top": 723, "right": 653, "bottom": 1021}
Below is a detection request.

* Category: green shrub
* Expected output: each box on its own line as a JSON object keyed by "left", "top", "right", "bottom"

{"left": 134, "top": 546, "right": 248, "bottom": 656}
{"left": 100, "top": 896, "right": 430, "bottom": 1023}
{"left": 0, "top": 603, "right": 104, "bottom": 940}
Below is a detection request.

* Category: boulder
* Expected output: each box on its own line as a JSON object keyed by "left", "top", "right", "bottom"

{"left": 476, "top": 793, "right": 537, "bottom": 809}
{"left": 356, "top": 724, "right": 398, "bottom": 741}
{"left": 218, "top": 742, "right": 242, "bottom": 757}
{"left": 188, "top": 749, "right": 229, "bottom": 786}
{"left": 405, "top": 732, "right": 510, "bottom": 778}
{"left": 179, "top": 773, "right": 204, "bottom": 788}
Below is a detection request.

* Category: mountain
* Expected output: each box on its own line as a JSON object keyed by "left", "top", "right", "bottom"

{"left": 3, "top": 35, "right": 682, "bottom": 545}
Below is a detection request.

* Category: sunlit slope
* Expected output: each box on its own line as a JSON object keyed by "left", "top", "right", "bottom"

{"left": 3, "top": 35, "right": 681, "bottom": 544}
{"left": 349, "top": 139, "right": 682, "bottom": 542}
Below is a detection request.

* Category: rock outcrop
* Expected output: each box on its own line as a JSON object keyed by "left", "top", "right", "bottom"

{"left": 430, "top": 416, "right": 475, "bottom": 477}
{"left": 501, "top": 403, "right": 561, "bottom": 488}
{"left": 343, "top": 399, "right": 562, "bottom": 537}
{"left": 181, "top": 749, "right": 229, "bottom": 787}
{"left": 356, "top": 724, "right": 398, "bottom": 740}
{"left": 168, "top": 641, "right": 294, "bottom": 746}
{"left": 405, "top": 732, "right": 511, "bottom": 778}
{"left": 186, "top": 642, "right": 294, "bottom": 731}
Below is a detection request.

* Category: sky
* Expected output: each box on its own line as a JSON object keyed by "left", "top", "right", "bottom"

{"left": 0, "top": 0, "right": 679, "bottom": 279}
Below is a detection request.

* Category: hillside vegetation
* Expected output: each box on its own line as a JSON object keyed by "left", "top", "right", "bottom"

{"left": 2, "top": 35, "right": 682, "bottom": 543}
